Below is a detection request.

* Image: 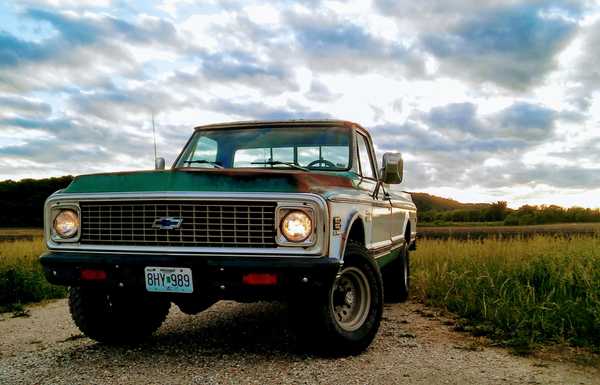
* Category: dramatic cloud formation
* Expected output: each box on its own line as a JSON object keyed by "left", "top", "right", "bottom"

{"left": 0, "top": 0, "right": 599, "bottom": 207}
{"left": 421, "top": 3, "right": 580, "bottom": 89}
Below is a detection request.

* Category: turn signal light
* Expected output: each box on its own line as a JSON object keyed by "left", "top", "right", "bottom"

{"left": 242, "top": 273, "right": 278, "bottom": 285}
{"left": 80, "top": 269, "right": 107, "bottom": 281}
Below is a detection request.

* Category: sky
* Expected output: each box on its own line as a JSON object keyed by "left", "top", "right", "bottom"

{"left": 0, "top": 0, "right": 599, "bottom": 208}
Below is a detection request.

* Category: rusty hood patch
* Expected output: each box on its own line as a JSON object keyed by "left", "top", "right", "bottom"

{"left": 61, "top": 169, "right": 358, "bottom": 195}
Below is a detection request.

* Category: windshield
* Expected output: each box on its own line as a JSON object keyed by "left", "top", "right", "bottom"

{"left": 175, "top": 126, "right": 352, "bottom": 171}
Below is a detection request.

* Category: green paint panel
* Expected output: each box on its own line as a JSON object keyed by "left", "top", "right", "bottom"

{"left": 62, "top": 170, "right": 359, "bottom": 194}
{"left": 63, "top": 170, "right": 297, "bottom": 194}
{"left": 376, "top": 248, "right": 401, "bottom": 269}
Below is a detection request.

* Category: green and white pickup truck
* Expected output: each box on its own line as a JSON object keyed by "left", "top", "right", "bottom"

{"left": 40, "top": 120, "right": 417, "bottom": 354}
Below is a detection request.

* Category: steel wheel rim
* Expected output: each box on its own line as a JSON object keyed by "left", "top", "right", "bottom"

{"left": 330, "top": 266, "right": 371, "bottom": 332}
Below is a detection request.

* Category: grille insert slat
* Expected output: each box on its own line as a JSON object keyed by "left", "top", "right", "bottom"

{"left": 80, "top": 200, "right": 277, "bottom": 248}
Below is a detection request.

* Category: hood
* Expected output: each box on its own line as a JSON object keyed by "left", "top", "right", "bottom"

{"left": 61, "top": 169, "right": 359, "bottom": 195}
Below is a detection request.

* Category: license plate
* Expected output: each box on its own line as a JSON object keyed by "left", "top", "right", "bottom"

{"left": 144, "top": 267, "right": 194, "bottom": 293}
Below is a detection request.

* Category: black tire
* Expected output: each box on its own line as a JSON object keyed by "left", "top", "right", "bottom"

{"left": 383, "top": 246, "right": 410, "bottom": 303}
{"left": 292, "top": 241, "right": 383, "bottom": 355}
{"left": 175, "top": 297, "right": 216, "bottom": 315}
{"left": 69, "top": 287, "right": 170, "bottom": 344}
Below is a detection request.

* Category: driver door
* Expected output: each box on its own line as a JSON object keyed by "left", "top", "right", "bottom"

{"left": 356, "top": 132, "right": 392, "bottom": 250}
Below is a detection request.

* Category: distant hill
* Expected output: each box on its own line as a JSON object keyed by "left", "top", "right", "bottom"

{"left": 409, "top": 192, "right": 491, "bottom": 212}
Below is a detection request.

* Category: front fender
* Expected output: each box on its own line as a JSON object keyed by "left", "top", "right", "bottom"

{"left": 340, "top": 211, "right": 364, "bottom": 262}
{"left": 327, "top": 204, "right": 367, "bottom": 261}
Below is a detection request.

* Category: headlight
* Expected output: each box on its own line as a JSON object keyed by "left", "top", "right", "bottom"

{"left": 53, "top": 209, "right": 79, "bottom": 238}
{"left": 281, "top": 210, "right": 312, "bottom": 242}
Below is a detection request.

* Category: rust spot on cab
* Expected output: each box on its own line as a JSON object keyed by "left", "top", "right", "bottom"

{"left": 176, "top": 168, "right": 353, "bottom": 193}
{"left": 293, "top": 173, "right": 353, "bottom": 193}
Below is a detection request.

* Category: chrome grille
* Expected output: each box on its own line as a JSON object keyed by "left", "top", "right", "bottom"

{"left": 79, "top": 200, "right": 277, "bottom": 248}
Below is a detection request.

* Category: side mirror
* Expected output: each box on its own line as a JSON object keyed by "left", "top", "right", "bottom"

{"left": 155, "top": 157, "right": 166, "bottom": 170}
{"left": 380, "top": 152, "right": 403, "bottom": 184}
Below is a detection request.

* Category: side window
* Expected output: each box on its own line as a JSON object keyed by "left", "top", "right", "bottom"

{"left": 357, "top": 134, "right": 376, "bottom": 179}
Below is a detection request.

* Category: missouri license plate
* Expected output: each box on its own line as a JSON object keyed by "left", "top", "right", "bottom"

{"left": 144, "top": 267, "right": 194, "bottom": 294}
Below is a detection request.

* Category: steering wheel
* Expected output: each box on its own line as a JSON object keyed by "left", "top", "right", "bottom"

{"left": 307, "top": 159, "right": 337, "bottom": 169}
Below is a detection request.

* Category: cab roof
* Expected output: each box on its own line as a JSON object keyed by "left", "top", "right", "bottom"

{"left": 193, "top": 119, "right": 370, "bottom": 135}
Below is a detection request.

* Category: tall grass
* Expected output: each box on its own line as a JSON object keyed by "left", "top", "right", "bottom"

{"left": 412, "top": 235, "right": 600, "bottom": 350}
{"left": 0, "top": 236, "right": 66, "bottom": 311}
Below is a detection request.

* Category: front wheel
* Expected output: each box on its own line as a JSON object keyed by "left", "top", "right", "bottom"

{"left": 69, "top": 287, "right": 170, "bottom": 344}
{"left": 311, "top": 241, "right": 384, "bottom": 355}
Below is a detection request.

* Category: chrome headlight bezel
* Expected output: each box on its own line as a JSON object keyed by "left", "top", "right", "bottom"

{"left": 276, "top": 206, "right": 316, "bottom": 247}
{"left": 50, "top": 204, "right": 81, "bottom": 243}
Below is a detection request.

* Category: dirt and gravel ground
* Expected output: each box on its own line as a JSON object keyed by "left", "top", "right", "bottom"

{"left": 1, "top": 299, "right": 598, "bottom": 385}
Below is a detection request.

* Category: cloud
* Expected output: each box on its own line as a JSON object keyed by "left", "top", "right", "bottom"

{"left": 376, "top": 122, "right": 600, "bottom": 191}
{"left": 0, "top": 8, "right": 180, "bottom": 92}
{"left": 0, "top": 116, "right": 72, "bottom": 132}
{"left": 0, "top": 95, "right": 52, "bottom": 117}
{"left": 370, "top": 100, "right": 568, "bottom": 190}
{"left": 18, "top": 0, "right": 112, "bottom": 8}
{"left": 421, "top": 3, "right": 580, "bottom": 90}
{"left": 419, "top": 101, "right": 558, "bottom": 142}
{"left": 305, "top": 79, "right": 340, "bottom": 102}
{"left": 492, "top": 102, "right": 557, "bottom": 141}
{"left": 67, "top": 83, "right": 180, "bottom": 122}
{"left": 175, "top": 6, "right": 427, "bottom": 90}
{"left": 25, "top": 8, "right": 178, "bottom": 47}
{"left": 547, "top": 136, "right": 600, "bottom": 167}
{"left": 206, "top": 98, "right": 331, "bottom": 121}
{"left": 284, "top": 10, "right": 426, "bottom": 77}
{"left": 468, "top": 161, "right": 600, "bottom": 189}
{"left": 0, "top": 32, "right": 50, "bottom": 68}
{"left": 423, "top": 102, "right": 480, "bottom": 135}
{"left": 171, "top": 49, "right": 298, "bottom": 95}
{"left": 568, "top": 18, "right": 600, "bottom": 110}
{"left": 0, "top": 111, "right": 156, "bottom": 170}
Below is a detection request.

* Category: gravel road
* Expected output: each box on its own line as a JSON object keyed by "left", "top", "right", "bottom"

{"left": 1, "top": 299, "right": 598, "bottom": 385}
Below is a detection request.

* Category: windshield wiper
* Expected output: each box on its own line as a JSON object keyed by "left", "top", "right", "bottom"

{"left": 251, "top": 160, "right": 308, "bottom": 171}
{"left": 182, "top": 159, "right": 223, "bottom": 168}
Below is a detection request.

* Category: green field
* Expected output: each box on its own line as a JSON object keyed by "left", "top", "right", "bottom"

{"left": 0, "top": 229, "right": 66, "bottom": 312}
{"left": 419, "top": 222, "right": 600, "bottom": 240}
{"left": 412, "top": 235, "right": 600, "bottom": 351}
{"left": 1, "top": 227, "right": 599, "bottom": 352}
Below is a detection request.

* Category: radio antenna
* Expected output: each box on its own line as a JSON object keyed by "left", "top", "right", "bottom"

{"left": 152, "top": 110, "right": 158, "bottom": 160}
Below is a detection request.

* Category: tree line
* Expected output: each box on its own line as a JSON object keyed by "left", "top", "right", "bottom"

{"left": 0, "top": 176, "right": 74, "bottom": 227}
{"left": 419, "top": 201, "right": 600, "bottom": 225}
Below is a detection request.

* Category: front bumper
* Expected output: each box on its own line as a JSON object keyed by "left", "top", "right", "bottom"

{"left": 40, "top": 251, "right": 341, "bottom": 300}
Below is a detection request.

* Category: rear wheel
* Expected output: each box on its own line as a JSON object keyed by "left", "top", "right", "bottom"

{"left": 69, "top": 287, "right": 170, "bottom": 344}
{"left": 383, "top": 246, "right": 410, "bottom": 303}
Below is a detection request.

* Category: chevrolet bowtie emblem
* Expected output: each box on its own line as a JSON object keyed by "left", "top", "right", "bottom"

{"left": 152, "top": 217, "right": 183, "bottom": 230}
